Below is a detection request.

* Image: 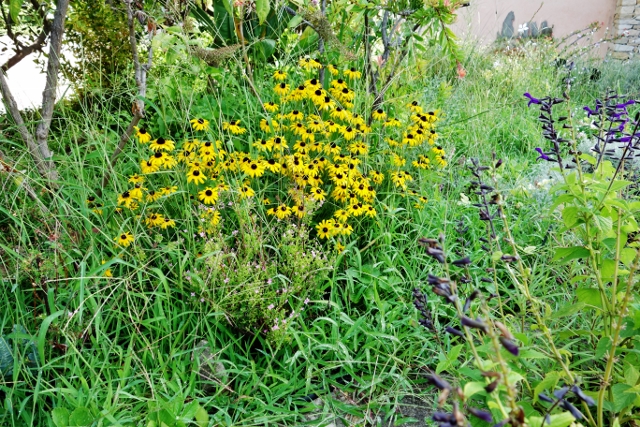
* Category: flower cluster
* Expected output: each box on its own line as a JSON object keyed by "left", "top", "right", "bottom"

{"left": 97, "top": 58, "right": 447, "bottom": 254}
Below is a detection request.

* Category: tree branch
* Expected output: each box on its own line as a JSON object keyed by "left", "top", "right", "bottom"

{"left": 101, "top": 0, "right": 154, "bottom": 190}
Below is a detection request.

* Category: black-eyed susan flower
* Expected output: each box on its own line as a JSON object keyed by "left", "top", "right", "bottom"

{"left": 432, "top": 145, "right": 445, "bottom": 156}
{"left": 264, "top": 101, "right": 279, "bottom": 112}
{"left": 305, "top": 78, "right": 322, "bottom": 90}
{"left": 316, "top": 219, "right": 334, "bottom": 239}
{"left": 101, "top": 260, "right": 112, "bottom": 277}
{"left": 310, "top": 186, "right": 326, "bottom": 201}
{"left": 363, "top": 204, "right": 377, "bottom": 218}
{"left": 239, "top": 182, "right": 255, "bottom": 198}
{"left": 187, "top": 168, "right": 207, "bottom": 185}
{"left": 145, "top": 212, "right": 165, "bottom": 227}
{"left": 242, "top": 160, "right": 266, "bottom": 178}
{"left": 287, "top": 110, "right": 304, "bottom": 122}
{"left": 412, "top": 155, "right": 431, "bottom": 169}
{"left": 348, "top": 142, "right": 369, "bottom": 155}
{"left": 115, "top": 232, "right": 134, "bottom": 247}
{"left": 384, "top": 118, "right": 402, "bottom": 127}
{"left": 369, "top": 170, "right": 384, "bottom": 184}
{"left": 160, "top": 218, "right": 176, "bottom": 229}
{"left": 327, "top": 64, "right": 339, "bottom": 76}
{"left": 254, "top": 138, "right": 273, "bottom": 152}
{"left": 331, "top": 107, "right": 351, "bottom": 121}
{"left": 222, "top": 120, "right": 246, "bottom": 135}
{"left": 146, "top": 190, "right": 162, "bottom": 202}
{"left": 162, "top": 154, "right": 177, "bottom": 169}
{"left": 129, "top": 174, "right": 145, "bottom": 184}
{"left": 190, "top": 118, "right": 210, "bottom": 131}
{"left": 117, "top": 191, "right": 133, "bottom": 207}
{"left": 149, "top": 137, "right": 175, "bottom": 152}
{"left": 301, "top": 129, "right": 315, "bottom": 143}
{"left": 274, "top": 82, "right": 290, "bottom": 97}
{"left": 198, "top": 187, "right": 219, "bottom": 205}
{"left": 435, "top": 155, "right": 447, "bottom": 167}
{"left": 330, "top": 79, "right": 348, "bottom": 90}
{"left": 273, "top": 70, "right": 287, "bottom": 80}
{"left": 268, "top": 204, "right": 292, "bottom": 220}
{"left": 408, "top": 100, "right": 423, "bottom": 113}
{"left": 341, "top": 126, "right": 357, "bottom": 141}
{"left": 310, "top": 88, "right": 326, "bottom": 105}
{"left": 259, "top": 118, "right": 279, "bottom": 133}
{"left": 372, "top": 109, "right": 386, "bottom": 121}
{"left": 135, "top": 126, "right": 152, "bottom": 143}
{"left": 161, "top": 186, "right": 178, "bottom": 196}
{"left": 334, "top": 209, "right": 349, "bottom": 223}
{"left": 288, "top": 85, "right": 307, "bottom": 101}
{"left": 140, "top": 159, "right": 159, "bottom": 174}
{"left": 344, "top": 67, "right": 362, "bottom": 79}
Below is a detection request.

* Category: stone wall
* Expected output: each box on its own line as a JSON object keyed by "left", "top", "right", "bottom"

{"left": 613, "top": 0, "right": 640, "bottom": 59}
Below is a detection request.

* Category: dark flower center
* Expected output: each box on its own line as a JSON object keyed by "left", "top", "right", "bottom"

{"left": 197, "top": 119, "right": 204, "bottom": 124}
{"left": 193, "top": 170, "right": 200, "bottom": 176}
{"left": 251, "top": 164, "right": 257, "bottom": 170}
{"left": 206, "top": 190, "right": 212, "bottom": 196}
{"left": 156, "top": 138, "right": 165, "bottom": 144}
{"left": 139, "top": 128, "right": 147, "bottom": 134}
{"left": 122, "top": 191, "right": 130, "bottom": 198}
{"left": 154, "top": 152, "right": 163, "bottom": 158}
{"left": 314, "top": 89, "right": 322, "bottom": 96}
{"left": 121, "top": 234, "right": 127, "bottom": 239}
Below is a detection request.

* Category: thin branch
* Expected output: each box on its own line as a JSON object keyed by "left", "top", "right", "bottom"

{"left": 101, "top": 0, "right": 154, "bottom": 190}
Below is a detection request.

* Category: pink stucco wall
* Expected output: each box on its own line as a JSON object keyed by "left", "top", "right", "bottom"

{"left": 451, "top": 0, "right": 617, "bottom": 57}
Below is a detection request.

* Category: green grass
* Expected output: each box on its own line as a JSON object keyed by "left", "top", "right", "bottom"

{"left": 1, "top": 36, "right": 638, "bottom": 427}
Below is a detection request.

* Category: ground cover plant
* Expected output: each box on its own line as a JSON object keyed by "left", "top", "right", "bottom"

{"left": 1, "top": 1, "right": 640, "bottom": 426}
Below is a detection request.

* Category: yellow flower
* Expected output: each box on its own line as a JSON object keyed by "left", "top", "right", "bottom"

{"left": 363, "top": 204, "right": 377, "bottom": 218}
{"left": 331, "top": 107, "right": 351, "bottom": 121}
{"left": 335, "top": 241, "right": 345, "bottom": 253}
{"left": 341, "top": 126, "right": 357, "bottom": 141}
{"left": 160, "top": 186, "right": 178, "bottom": 196}
{"left": 344, "top": 67, "right": 362, "bottom": 79}
{"left": 242, "top": 160, "right": 266, "bottom": 178}
{"left": 114, "top": 232, "right": 134, "bottom": 247}
{"left": 288, "top": 85, "right": 308, "bottom": 101}
{"left": 102, "top": 260, "right": 112, "bottom": 277}
{"left": 259, "top": 118, "right": 279, "bottom": 133}
{"left": 408, "top": 100, "right": 423, "bottom": 113}
{"left": 316, "top": 219, "right": 334, "bottom": 239}
{"left": 391, "top": 153, "right": 406, "bottom": 167}
{"left": 371, "top": 109, "right": 386, "bottom": 121}
{"left": 310, "top": 186, "right": 325, "bottom": 201}
{"left": 254, "top": 138, "right": 273, "bottom": 152}
{"left": 146, "top": 190, "right": 162, "bottom": 202}
{"left": 129, "top": 174, "right": 145, "bottom": 184}
{"left": 287, "top": 110, "right": 304, "bottom": 122}
{"left": 331, "top": 79, "right": 348, "bottom": 90}
{"left": 264, "top": 102, "right": 279, "bottom": 112}
{"left": 369, "top": 170, "right": 384, "bottom": 184}
{"left": 160, "top": 218, "right": 176, "bottom": 229}
{"left": 198, "top": 187, "right": 219, "bottom": 205}
{"left": 222, "top": 120, "right": 246, "bottom": 135}
{"left": 187, "top": 168, "right": 207, "bottom": 185}
{"left": 273, "top": 70, "right": 287, "bottom": 81}
{"left": 239, "top": 182, "right": 255, "bottom": 198}
{"left": 145, "top": 212, "right": 165, "bottom": 228}
{"left": 327, "top": 64, "right": 339, "bottom": 76}
{"left": 384, "top": 118, "right": 402, "bottom": 127}
{"left": 149, "top": 137, "right": 175, "bottom": 152}
{"left": 190, "top": 118, "right": 210, "bottom": 131}
{"left": 269, "top": 204, "right": 292, "bottom": 220}
{"left": 134, "top": 126, "right": 152, "bottom": 143}
{"left": 274, "top": 82, "right": 290, "bottom": 97}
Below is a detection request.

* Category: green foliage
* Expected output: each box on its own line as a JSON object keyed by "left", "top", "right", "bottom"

{"left": 63, "top": 0, "right": 131, "bottom": 91}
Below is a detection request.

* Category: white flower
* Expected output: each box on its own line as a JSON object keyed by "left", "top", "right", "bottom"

{"left": 518, "top": 23, "right": 529, "bottom": 35}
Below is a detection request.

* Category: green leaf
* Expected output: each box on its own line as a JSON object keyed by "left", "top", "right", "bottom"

{"left": 0, "top": 336, "right": 13, "bottom": 374}
{"left": 534, "top": 372, "right": 561, "bottom": 404}
{"left": 220, "top": 0, "right": 233, "bottom": 16}
{"left": 552, "top": 246, "right": 590, "bottom": 264}
{"left": 611, "top": 383, "right": 638, "bottom": 412}
{"left": 68, "top": 407, "right": 93, "bottom": 426}
{"left": 528, "top": 412, "right": 576, "bottom": 427}
{"left": 561, "top": 206, "right": 579, "bottom": 228}
{"left": 593, "top": 214, "right": 613, "bottom": 235}
{"left": 576, "top": 288, "right": 603, "bottom": 310}
{"left": 518, "top": 349, "right": 547, "bottom": 359}
{"left": 255, "top": 0, "right": 270, "bottom": 25}
{"left": 463, "top": 381, "right": 486, "bottom": 398}
{"left": 37, "top": 310, "right": 64, "bottom": 366}
{"left": 624, "top": 362, "right": 639, "bottom": 386}
{"left": 436, "top": 344, "right": 462, "bottom": 374}
{"left": 9, "top": 0, "right": 24, "bottom": 23}
{"left": 620, "top": 248, "right": 637, "bottom": 267}
{"left": 195, "top": 405, "right": 209, "bottom": 427}
{"left": 52, "top": 408, "right": 70, "bottom": 427}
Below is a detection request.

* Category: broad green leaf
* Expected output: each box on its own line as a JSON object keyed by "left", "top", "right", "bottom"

{"left": 561, "top": 205, "right": 580, "bottom": 228}
{"left": 611, "top": 383, "right": 638, "bottom": 412}
{"left": 255, "top": 0, "right": 270, "bottom": 25}
{"left": 528, "top": 412, "right": 576, "bottom": 427}
{"left": 576, "top": 287, "right": 603, "bottom": 309}
{"left": 195, "top": 405, "right": 209, "bottom": 427}
{"left": 463, "top": 381, "right": 485, "bottom": 398}
{"left": 593, "top": 214, "right": 613, "bottom": 235}
{"left": 553, "top": 246, "right": 589, "bottom": 264}
{"left": 68, "top": 407, "right": 93, "bottom": 426}
{"left": 0, "top": 336, "right": 13, "bottom": 374}
{"left": 52, "top": 408, "right": 70, "bottom": 427}
{"left": 621, "top": 248, "right": 638, "bottom": 267}
{"left": 10, "top": 0, "right": 24, "bottom": 23}
{"left": 518, "top": 349, "right": 547, "bottom": 359}
{"left": 600, "top": 259, "right": 616, "bottom": 280}
{"left": 624, "top": 362, "right": 639, "bottom": 386}
{"left": 220, "top": 0, "right": 233, "bottom": 15}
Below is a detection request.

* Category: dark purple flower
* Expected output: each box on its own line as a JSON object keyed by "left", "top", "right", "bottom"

{"left": 451, "top": 257, "right": 472, "bottom": 267}
{"left": 461, "top": 316, "right": 489, "bottom": 333}
{"left": 560, "top": 400, "right": 584, "bottom": 420}
{"left": 583, "top": 106, "right": 600, "bottom": 117}
{"left": 468, "top": 407, "right": 493, "bottom": 423}
{"left": 499, "top": 337, "right": 519, "bottom": 356}
{"left": 572, "top": 385, "right": 596, "bottom": 406}
{"left": 425, "top": 373, "right": 452, "bottom": 390}
{"left": 445, "top": 326, "right": 464, "bottom": 337}
{"left": 535, "top": 147, "right": 552, "bottom": 161}
{"left": 615, "top": 99, "right": 636, "bottom": 109}
{"left": 524, "top": 92, "right": 542, "bottom": 107}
